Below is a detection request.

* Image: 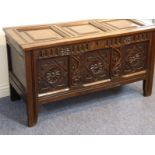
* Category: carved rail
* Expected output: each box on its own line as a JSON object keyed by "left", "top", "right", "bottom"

{"left": 35, "top": 32, "right": 151, "bottom": 59}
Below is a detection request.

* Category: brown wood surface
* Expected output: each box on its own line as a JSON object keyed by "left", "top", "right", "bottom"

{"left": 4, "top": 19, "right": 155, "bottom": 127}
{"left": 4, "top": 19, "right": 155, "bottom": 50}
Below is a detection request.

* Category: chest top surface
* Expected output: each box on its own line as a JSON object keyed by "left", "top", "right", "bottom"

{"left": 4, "top": 19, "right": 155, "bottom": 51}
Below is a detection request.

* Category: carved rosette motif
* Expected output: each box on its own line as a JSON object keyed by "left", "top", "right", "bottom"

{"left": 46, "top": 69, "right": 61, "bottom": 84}
{"left": 38, "top": 57, "right": 68, "bottom": 93}
{"left": 123, "top": 42, "right": 148, "bottom": 74}
{"left": 83, "top": 49, "right": 110, "bottom": 84}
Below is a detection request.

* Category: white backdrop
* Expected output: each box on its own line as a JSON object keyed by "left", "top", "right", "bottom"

{"left": 0, "top": 0, "right": 154, "bottom": 97}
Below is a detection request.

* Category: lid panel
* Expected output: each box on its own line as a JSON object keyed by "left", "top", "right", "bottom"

{"left": 4, "top": 19, "right": 154, "bottom": 50}
{"left": 16, "top": 27, "right": 64, "bottom": 43}
{"left": 62, "top": 24, "right": 103, "bottom": 36}
{"left": 25, "top": 28, "right": 63, "bottom": 40}
{"left": 100, "top": 19, "right": 143, "bottom": 29}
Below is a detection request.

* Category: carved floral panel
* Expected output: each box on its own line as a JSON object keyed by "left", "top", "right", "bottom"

{"left": 38, "top": 57, "right": 68, "bottom": 93}
{"left": 122, "top": 41, "right": 148, "bottom": 75}
{"left": 83, "top": 49, "right": 110, "bottom": 84}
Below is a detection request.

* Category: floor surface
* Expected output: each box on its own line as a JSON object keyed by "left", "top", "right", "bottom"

{"left": 0, "top": 79, "right": 155, "bottom": 134}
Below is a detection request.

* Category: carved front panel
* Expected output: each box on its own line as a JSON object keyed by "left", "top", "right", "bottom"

{"left": 36, "top": 36, "right": 150, "bottom": 94}
{"left": 37, "top": 57, "right": 68, "bottom": 94}
{"left": 83, "top": 49, "right": 110, "bottom": 84}
{"left": 122, "top": 42, "right": 148, "bottom": 75}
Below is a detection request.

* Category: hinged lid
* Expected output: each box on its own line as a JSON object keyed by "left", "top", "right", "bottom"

{"left": 4, "top": 19, "right": 155, "bottom": 51}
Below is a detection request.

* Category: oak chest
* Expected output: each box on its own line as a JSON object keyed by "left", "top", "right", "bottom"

{"left": 4, "top": 19, "right": 155, "bottom": 127}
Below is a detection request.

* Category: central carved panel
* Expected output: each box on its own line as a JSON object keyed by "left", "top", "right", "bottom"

{"left": 83, "top": 49, "right": 110, "bottom": 84}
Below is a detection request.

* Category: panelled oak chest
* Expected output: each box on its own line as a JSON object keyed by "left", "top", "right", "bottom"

{"left": 4, "top": 19, "right": 155, "bottom": 127}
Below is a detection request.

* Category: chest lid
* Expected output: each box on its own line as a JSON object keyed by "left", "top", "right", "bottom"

{"left": 4, "top": 19, "right": 155, "bottom": 51}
